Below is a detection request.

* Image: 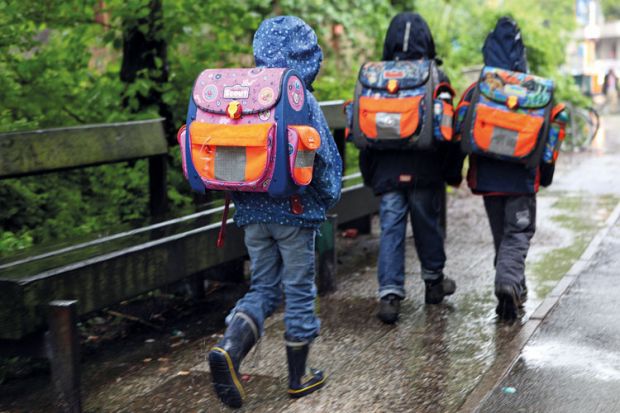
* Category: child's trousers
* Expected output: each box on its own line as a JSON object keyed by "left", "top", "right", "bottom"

{"left": 377, "top": 186, "right": 446, "bottom": 299}
{"left": 227, "top": 223, "right": 320, "bottom": 343}
{"left": 483, "top": 194, "right": 536, "bottom": 292}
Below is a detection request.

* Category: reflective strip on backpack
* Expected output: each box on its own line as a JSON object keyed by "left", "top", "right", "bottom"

{"left": 295, "top": 150, "right": 315, "bottom": 168}
{"left": 441, "top": 111, "right": 453, "bottom": 128}
{"left": 376, "top": 113, "right": 402, "bottom": 139}
{"left": 488, "top": 127, "right": 519, "bottom": 156}
{"left": 403, "top": 22, "right": 411, "bottom": 53}
{"left": 215, "top": 147, "right": 246, "bottom": 182}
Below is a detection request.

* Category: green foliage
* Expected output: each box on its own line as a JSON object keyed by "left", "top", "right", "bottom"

{"left": 0, "top": 0, "right": 588, "bottom": 255}
{"left": 601, "top": 0, "right": 620, "bottom": 21}
{"left": 415, "top": 0, "right": 583, "bottom": 105}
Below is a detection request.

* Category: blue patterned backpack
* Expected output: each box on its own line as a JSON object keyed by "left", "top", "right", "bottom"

{"left": 345, "top": 59, "right": 454, "bottom": 150}
{"left": 459, "top": 66, "right": 566, "bottom": 168}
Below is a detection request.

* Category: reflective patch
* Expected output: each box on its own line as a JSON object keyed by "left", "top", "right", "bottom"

{"left": 295, "top": 150, "right": 315, "bottom": 168}
{"left": 441, "top": 113, "right": 453, "bottom": 128}
{"left": 515, "top": 209, "right": 530, "bottom": 229}
{"left": 375, "top": 112, "right": 402, "bottom": 140}
{"left": 215, "top": 147, "right": 246, "bottom": 181}
{"left": 488, "top": 127, "right": 518, "bottom": 156}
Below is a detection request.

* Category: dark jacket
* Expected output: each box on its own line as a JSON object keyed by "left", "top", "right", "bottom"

{"left": 462, "top": 17, "right": 554, "bottom": 195}
{"left": 359, "top": 12, "right": 462, "bottom": 196}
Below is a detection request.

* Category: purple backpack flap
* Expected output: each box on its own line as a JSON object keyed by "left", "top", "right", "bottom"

{"left": 177, "top": 67, "right": 320, "bottom": 198}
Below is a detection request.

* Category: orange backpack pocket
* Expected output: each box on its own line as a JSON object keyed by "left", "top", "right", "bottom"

{"left": 288, "top": 125, "right": 321, "bottom": 186}
{"left": 189, "top": 122, "right": 274, "bottom": 185}
{"left": 438, "top": 100, "right": 454, "bottom": 141}
{"left": 358, "top": 96, "right": 422, "bottom": 140}
{"left": 472, "top": 104, "right": 544, "bottom": 159}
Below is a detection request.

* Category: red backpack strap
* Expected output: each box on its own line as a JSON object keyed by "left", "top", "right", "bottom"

{"left": 457, "top": 82, "right": 477, "bottom": 105}
{"left": 290, "top": 195, "right": 304, "bottom": 215}
{"left": 434, "top": 82, "right": 456, "bottom": 100}
{"left": 551, "top": 103, "right": 566, "bottom": 119}
{"left": 216, "top": 193, "right": 231, "bottom": 248}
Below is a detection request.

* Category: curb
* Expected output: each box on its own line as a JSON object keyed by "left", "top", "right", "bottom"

{"left": 458, "top": 199, "right": 620, "bottom": 413}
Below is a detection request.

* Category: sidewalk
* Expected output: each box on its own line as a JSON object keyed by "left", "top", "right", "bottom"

{"left": 90, "top": 119, "right": 619, "bottom": 412}
{"left": 476, "top": 209, "right": 620, "bottom": 413}
{"left": 471, "top": 116, "right": 620, "bottom": 413}
{"left": 2, "top": 118, "right": 619, "bottom": 412}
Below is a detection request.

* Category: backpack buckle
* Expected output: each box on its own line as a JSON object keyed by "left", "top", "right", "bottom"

{"left": 387, "top": 79, "right": 399, "bottom": 94}
{"left": 507, "top": 95, "right": 519, "bottom": 110}
{"left": 227, "top": 101, "right": 243, "bottom": 119}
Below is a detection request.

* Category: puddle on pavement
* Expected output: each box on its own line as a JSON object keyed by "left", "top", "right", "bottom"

{"left": 403, "top": 291, "right": 523, "bottom": 412}
{"left": 528, "top": 193, "right": 618, "bottom": 299}
{"left": 521, "top": 339, "right": 620, "bottom": 382}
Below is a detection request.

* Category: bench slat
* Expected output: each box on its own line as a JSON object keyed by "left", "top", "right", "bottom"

{"left": 0, "top": 119, "right": 167, "bottom": 178}
{"left": 319, "top": 100, "right": 347, "bottom": 130}
{"left": 0, "top": 184, "right": 378, "bottom": 340}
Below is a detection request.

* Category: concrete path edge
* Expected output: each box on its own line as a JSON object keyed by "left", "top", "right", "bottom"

{"left": 457, "top": 199, "right": 620, "bottom": 413}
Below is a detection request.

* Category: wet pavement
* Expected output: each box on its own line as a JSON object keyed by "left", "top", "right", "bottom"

{"left": 2, "top": 116, "right": 620, "bottom": 412}
{"left": 476, "top": 213, "right": 620, "bottom": 413}
{"left": 470, "top": 115, "right": 620, "bottom": 412}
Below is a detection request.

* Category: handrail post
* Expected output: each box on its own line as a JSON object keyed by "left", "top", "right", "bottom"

{"left": 47, "top": 300, "right": 81, "bottom": 413}
{"left": 317, "top": 214, "right": 338, "bottom": 294}
{"left": 333, "top": 128, "right": 347, "bottom": 174}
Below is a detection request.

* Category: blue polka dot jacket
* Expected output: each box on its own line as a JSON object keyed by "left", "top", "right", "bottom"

{"left": 232, "top": 16, "right": 343, "bottom": 229}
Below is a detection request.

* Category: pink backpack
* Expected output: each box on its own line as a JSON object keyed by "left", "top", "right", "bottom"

{"left": 178, "top": 67, "right": 320, "bottom": 198}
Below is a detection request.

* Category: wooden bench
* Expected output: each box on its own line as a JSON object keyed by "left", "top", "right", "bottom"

{"left": 0, "top": 103, "right": 380, "bottom": 412}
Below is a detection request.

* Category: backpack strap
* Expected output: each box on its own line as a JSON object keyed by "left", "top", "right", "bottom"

{"left": 526, "top": 95, "right": 555, "bottom": 169}
{"left": 415, "top": 60, "right": 437, "bottom": 149}
{"left": 216, "top": 192, "right": 231, "bottom": 248}
{"left": 551, "top": 103, "right": 566, "bottom": 119}
{"left": 460, "top": 82, "right": 481, "bottom": 154}
{"left": 290, "top": 195, "right": 304, "bottom": 215}
{"left": 434, "top": 82, "right": 456, "bottom": 101}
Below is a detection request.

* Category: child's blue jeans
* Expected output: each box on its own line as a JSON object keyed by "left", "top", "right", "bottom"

{"left": 378, "top": 187, "right": 446, "bottom": 299}
{"left": 227, "top": 223, "right": 320, "bottom": 343}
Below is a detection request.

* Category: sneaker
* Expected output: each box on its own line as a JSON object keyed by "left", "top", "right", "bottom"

{"left": 377, "top": 294, "right": 401, "bottom": 324}
{"left": 425, "top": 276, "right": 456, "bottom": 304}
{"left": 495, "top": 283, "right": 522, "bottom": 321}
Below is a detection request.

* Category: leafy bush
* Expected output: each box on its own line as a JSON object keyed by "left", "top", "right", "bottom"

{"left": 0, "top": 0, "right": 585, "bottom": 254}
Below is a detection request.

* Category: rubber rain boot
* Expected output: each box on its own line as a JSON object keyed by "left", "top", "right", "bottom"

{"left": 286, "top": 340, "right": 326, "bottom": 399}
{"left": 208, "top": 312, "right": 258, "bottom": 408}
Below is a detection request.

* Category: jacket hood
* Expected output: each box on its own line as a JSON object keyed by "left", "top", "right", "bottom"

{"left": 253, "top": 16, "right": 323, "bottom": 87}
{"left": 382, "top": 12, "right": 436, "bottom": 61}
{"left": 482, "top": 17, "right": 528, "bottom": 72}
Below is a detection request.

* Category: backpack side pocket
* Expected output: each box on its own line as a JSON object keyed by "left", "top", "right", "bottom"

{"left": 288, "top": 125, "right": 321, "bottom": 186}
{"left": 177, "top": 125, "right": 188, "bottom": 179}
{"left": 433, "top": 83, "right": 455, "bottom": 142}
{"left": 542, "top": 103, "right": 568, "bottom": 164}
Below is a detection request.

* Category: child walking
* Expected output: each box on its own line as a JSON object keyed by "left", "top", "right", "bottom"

{"left": 358, "top": 12, "right": 462, "bottom": 324}
{"left": 455, "top": 17, "right": 563, "bottom": 320}
{"left": 207, "top": 16, "right": 342, "bottom": 408}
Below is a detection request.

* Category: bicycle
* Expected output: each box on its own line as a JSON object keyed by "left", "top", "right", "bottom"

{"left": 562, "top": 104, "right": 600, "bottom": 152}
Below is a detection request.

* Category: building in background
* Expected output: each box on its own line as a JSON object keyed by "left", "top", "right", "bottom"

{"left": 568, "top": 0, "right": 620, "bottom": 95}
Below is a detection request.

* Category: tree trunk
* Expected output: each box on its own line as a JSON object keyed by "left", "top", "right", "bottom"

{"left": 120, "top": 0, "right": 175, "bottom": 145}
